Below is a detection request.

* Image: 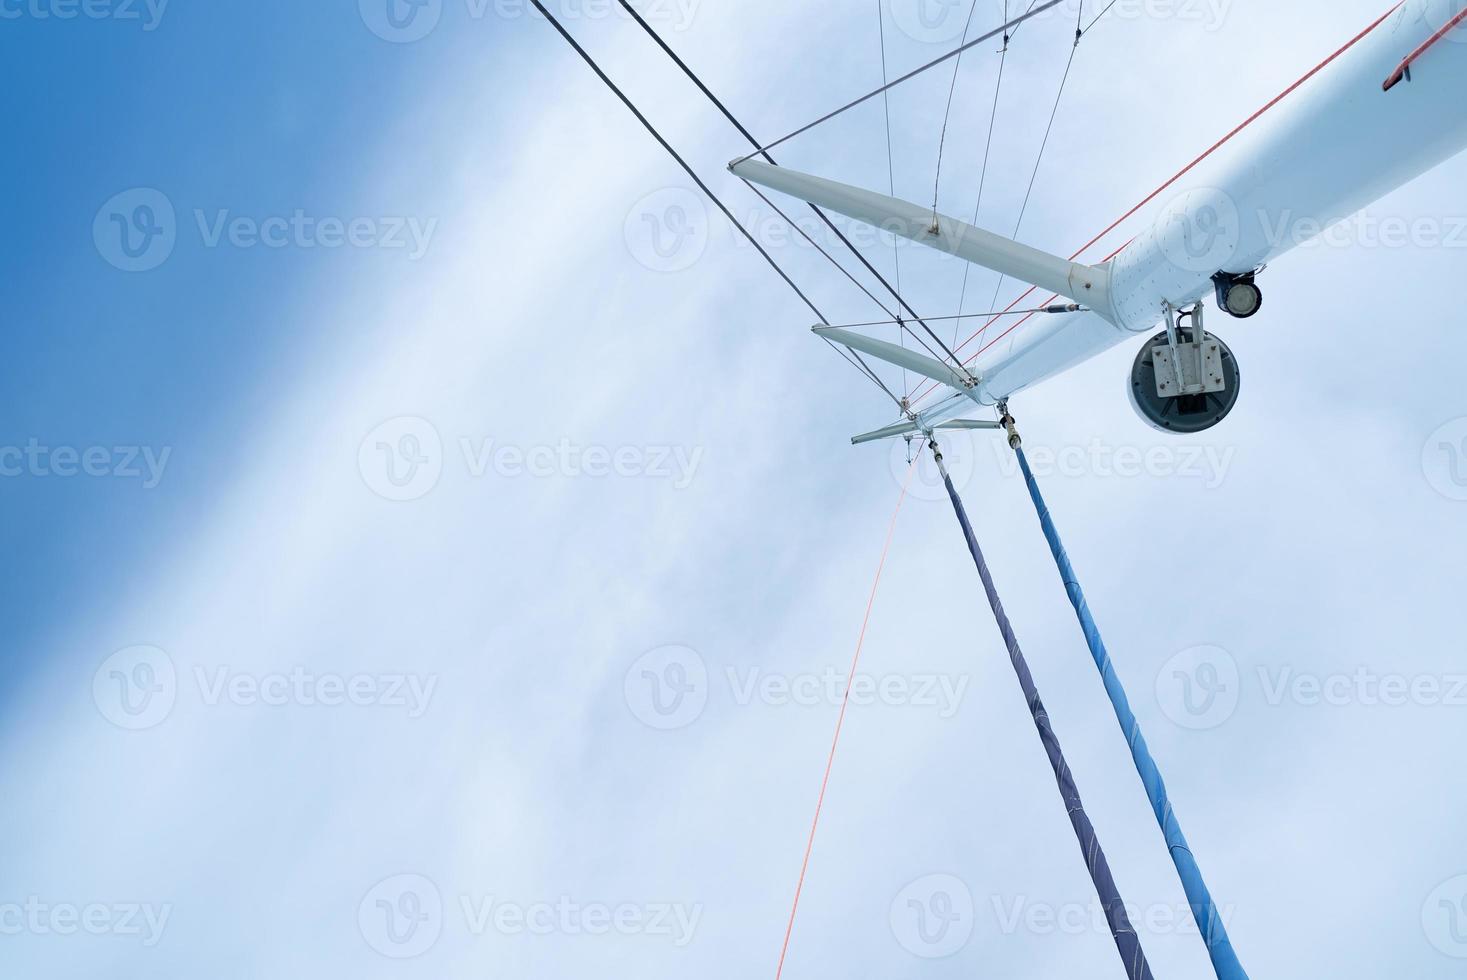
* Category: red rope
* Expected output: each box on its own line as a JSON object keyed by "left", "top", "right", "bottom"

{"left": 773, "top": 456, "right": 918, "bottom": 979}
{"left": 909, "top": 1, "right": 1405, "bottom": 409}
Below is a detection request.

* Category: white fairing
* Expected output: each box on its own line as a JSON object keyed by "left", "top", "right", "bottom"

{"left": 969, "top": 309, "right": 1120, "bottom": 404}
{"left": 737, "top": 0, "right": 1467, "bottom": 406}
{"left": 977, "top": 0, "right": 1467, "bottom": 401}
{"left": 1106, "top": 0, "right": 1467, "bottom": 333}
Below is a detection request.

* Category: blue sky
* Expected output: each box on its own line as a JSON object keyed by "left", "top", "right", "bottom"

{"left": 3, "top": 0, "right": 1467, "bottom": 977}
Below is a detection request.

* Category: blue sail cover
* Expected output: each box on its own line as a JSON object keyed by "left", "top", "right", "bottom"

{"left": 937, "top": 460, "right": 1153, "bottom": 980}
{"left": 1014, "top": 447, "right": 1248, "bottom": 980}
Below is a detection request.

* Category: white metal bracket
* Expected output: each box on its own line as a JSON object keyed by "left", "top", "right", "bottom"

{"left": 1152, "top": 302, "right": 1226, "bottom": 399}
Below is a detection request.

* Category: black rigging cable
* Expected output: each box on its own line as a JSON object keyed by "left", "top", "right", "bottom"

{"left": 611, "top": 0, "right": 975, "bottom": 387}
{"left": 738, "top": 181, "right": 958, "bottom": 371}
{"left": 528, "top": 0, "right": 903, "bottom": 409}
{"left": 731, "top": 0, "right": 1063, "bottom": 164}
{"left": 739, "top": 183, "right": 897, "bottom": 322}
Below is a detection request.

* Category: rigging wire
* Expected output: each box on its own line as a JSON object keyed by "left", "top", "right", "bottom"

{"left": 973, "top": 14, "right": 1082, "bottom": 352}
{"left": 741, "top": 178, "right": 960, "bottom": 370}
{"left": 930, "top": 0, "right": 982, "bottom": 223}
{"left": 731, "top": 0, "right": 1064, "bottom": 165}
{"left": 876, "top": 0, "right": 909, "bottom": 397}
{"left": 952, "top": 0, "right": 1010, "bottom": 346}
{"left": 739, "top": 182, "right": 898, "bottom": 322}
{"left": 940, "top": 0, "right": 1060, "bottom": 349}
{"left": 611, "top": 0, "right": 974, "bottom": 396}
{"left": 1081, "top": 0, "right": 1120, "bottom": 36}
{"left": 822, "top": 305, "right": 1083, "bottom": 331}
{"left": 527, "top": 0, "right": 903, "bottom": 409}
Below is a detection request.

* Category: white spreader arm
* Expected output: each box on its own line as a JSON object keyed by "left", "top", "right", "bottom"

{"left": 815, "top": 325, "right": 981, "bottom": 400}
{"left": 851, "top": 417, "right": 1001, "bottom": 445}
{"left": 732, "top": 158, "right": 1112, "bottom": 313}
